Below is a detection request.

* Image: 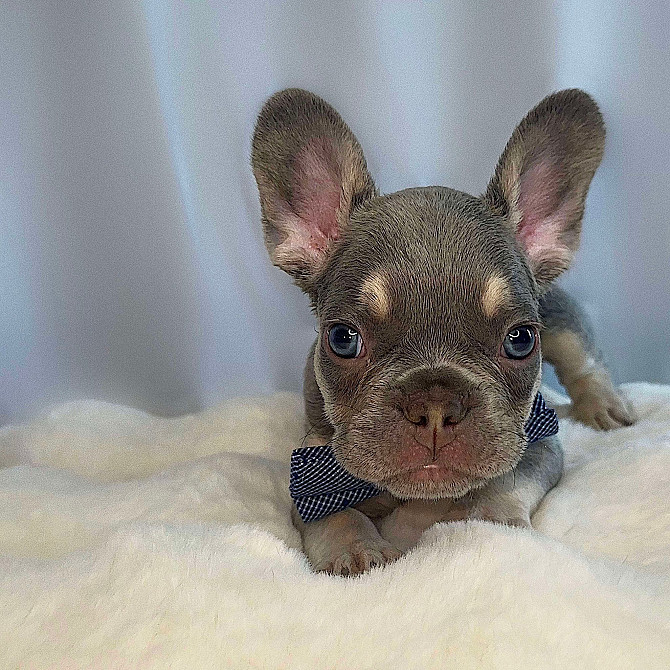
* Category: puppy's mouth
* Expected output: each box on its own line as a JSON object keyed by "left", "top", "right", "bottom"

{"left": 398, "top": 462, "right": 473, "bottom": 479}
{"left": 334, "top": 423, "right": 526, "bottom": 500}
{"left": 378, "top": 463, "right": 492, "bottom": 500}
{"left": 391, "top": 463, "right": 472, "bottom": 489}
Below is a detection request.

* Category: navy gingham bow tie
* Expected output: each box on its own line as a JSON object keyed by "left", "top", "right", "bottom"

{"left": 290, "top": 392, "right": 558, "bottom": 523}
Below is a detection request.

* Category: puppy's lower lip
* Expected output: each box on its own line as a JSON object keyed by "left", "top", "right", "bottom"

{"left": 404, "top": 463, "right": 470, "bottom": 485}
{"left": 396, "top": 463, "right": 468, "bottom": 476}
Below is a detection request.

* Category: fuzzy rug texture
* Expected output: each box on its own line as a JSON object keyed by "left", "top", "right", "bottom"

{"left": 0, "top": 383, "right": 669, "bottom": 669}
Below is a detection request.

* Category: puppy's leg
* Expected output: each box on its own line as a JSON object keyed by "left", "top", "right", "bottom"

{"left": 376, "top": 437, "right": 563, "bottom": 551}
{"left": 293, "top": 502, "right": 402, "bottom": 576}
{"left": 540, "top": 285, "right": 636, "bottom": 430}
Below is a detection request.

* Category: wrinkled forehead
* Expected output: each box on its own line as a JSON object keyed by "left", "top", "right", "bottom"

{"left": 319, "top": 187, "right": 538, "bottom": 329}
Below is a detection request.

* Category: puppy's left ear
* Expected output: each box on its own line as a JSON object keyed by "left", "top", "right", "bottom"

{"left": 484, "top": 89, "right": 605, "bottom": 285}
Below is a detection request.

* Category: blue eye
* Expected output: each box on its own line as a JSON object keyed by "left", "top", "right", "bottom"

{"left": 328, "top": 324, "right": 363, "bottom": 358}
{"left": 503, "top": 326, "right": 536, "bottom": 359}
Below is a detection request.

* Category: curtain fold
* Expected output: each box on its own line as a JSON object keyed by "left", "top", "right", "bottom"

{"left": 0, "top": 0, "right": 668, "bottom": 421}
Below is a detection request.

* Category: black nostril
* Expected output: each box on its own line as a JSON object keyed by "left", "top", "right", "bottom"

{"left": 400, "top": 402, "right": 429, "bottom": 426}
{"left": 402, "top": 411, "right": 428, "bottom": 427}
{"left": 402, "top": 397, "right": 467, "bottom": 428}
{"left": 443, "top": 406, "right": 468, "bottom": 427}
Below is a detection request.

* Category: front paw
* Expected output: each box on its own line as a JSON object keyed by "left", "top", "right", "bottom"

{"left": 570, "top": 381, "right": 636, "bottom": 430}
{"left": 312, "top": 539, "right": 402, "bottom": 577}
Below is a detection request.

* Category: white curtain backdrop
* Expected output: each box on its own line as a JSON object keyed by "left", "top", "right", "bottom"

{"left": 1, "top": 0, "right": 668, "bottom": 422}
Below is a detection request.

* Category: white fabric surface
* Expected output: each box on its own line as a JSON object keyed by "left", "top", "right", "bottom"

{"left": 0, "top": 384, "right": 669, "bottom": 668}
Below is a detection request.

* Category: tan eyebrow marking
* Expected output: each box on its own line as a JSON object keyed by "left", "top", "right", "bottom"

{"left": 360, "top": 271, "right": 392, "bottom": 319}
{"left": 481, "top": 275, "right": 511, "bottom": 318}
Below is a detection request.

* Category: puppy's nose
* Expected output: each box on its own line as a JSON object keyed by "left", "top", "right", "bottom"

{"left": 402, "top": 394, "right": 467, "bottom": 454}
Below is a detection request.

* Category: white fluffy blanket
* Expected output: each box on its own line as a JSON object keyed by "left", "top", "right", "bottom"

{"left": 0, "top": 384, "right": 669, "bottom": 669}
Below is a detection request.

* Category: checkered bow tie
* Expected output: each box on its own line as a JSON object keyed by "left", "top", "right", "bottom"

{"left": 290, "top": 392, "right": 558, "bottom": 523}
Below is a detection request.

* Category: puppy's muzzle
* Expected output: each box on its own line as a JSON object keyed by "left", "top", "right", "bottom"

{"left": 402, "top": 392, "right": 467, "bottom": 451}
{"left": 395, "top": 367, "right": 475, "bottom": 457}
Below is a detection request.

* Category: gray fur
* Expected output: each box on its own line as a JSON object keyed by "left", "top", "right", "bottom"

{"left": 252, "top": 88, "right": 635, "bottom": 575}
{"left": 540, "top": 285, "right": 597, "bottom": 353}
{"left": 540, "top": 285, "right": 635, "bottom": 429}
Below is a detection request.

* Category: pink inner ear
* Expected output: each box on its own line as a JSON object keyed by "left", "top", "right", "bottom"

{"left": 516, "top": 160, "right": 569, "bottom": 263}
{"left": 277, "top": 138, "right": 342, "bottom": 259}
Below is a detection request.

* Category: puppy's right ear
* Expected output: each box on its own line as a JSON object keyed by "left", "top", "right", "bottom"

{"left": 252, "top": 89, "right": 376, "bottom": 290}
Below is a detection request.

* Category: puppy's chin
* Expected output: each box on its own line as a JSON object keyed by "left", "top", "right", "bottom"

{"left": 332, "top": 427, "right": 527, "bottom": 500}
{"left": 382, "top": 458, "right": 523, "bottom": 499}
{"left": 379, "top": 468, "right": 490, "bottom": 500}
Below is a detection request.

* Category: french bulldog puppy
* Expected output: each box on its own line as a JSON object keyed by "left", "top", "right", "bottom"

{"left": 251, "top": 88, "right": 635, "bottom": 576}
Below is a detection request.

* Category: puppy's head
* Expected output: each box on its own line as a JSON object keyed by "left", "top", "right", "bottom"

{"left": 252, "top": 89, "right": 604, "bottom": 499}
